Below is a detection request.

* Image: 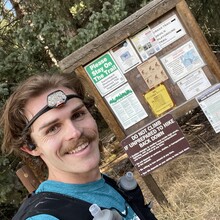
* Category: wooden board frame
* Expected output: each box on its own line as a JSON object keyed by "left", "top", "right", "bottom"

{"left": 59, "top": 0, "right": 220, "bottom": 138}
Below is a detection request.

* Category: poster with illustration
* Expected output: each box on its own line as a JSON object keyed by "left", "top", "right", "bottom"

{"left": 137, "top": 56, "right": 168, "bottom": 89}
{"left": 160, "top": 41, "right": 205, "bottom": 82}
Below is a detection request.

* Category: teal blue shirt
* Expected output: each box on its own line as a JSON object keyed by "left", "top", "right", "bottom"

{"left": 27, "top": 176, "right": 140, "bottom": 220}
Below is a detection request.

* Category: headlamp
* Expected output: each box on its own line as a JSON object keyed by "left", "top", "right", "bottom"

{"left": 22, "top": 90, "right": 82, "bottom": 135}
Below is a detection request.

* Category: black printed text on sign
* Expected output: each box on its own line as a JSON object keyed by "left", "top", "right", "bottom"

{"left": 121, "top": 114, "right": 190, "bottom": 176}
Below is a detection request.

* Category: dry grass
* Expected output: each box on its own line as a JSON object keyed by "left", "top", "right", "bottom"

{"left": 136, "top": 112, "right": 220, "bottom": 220}
{"left": 150, "top": 144, "right": 220, "bottom": 220}
{"left": 101, "top": 109, "right": 220, "bottom": 220}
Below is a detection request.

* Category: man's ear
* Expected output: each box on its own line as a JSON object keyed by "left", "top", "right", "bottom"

{"left": 21, "top": 145, "right": 41, "bottom": 156}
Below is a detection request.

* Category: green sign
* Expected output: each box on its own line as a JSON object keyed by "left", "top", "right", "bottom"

{"left": 85, "top": 52, "right": 126, "bottom": 96}
{"left": 85, "top": 53, "right": 118, "bottom": 83}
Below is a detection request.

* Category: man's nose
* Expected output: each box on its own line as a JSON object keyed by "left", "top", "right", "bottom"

{"left": 64, "top": 120, "right": 82, "bottom": 140}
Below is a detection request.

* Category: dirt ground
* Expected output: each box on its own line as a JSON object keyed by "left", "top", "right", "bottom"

{"left": 100, "top": 107, "right": 220, "bottom": 220}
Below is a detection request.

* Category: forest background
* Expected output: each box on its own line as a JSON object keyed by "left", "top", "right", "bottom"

{"left": 0, "top": 0, "right": 219, "bottom": 219}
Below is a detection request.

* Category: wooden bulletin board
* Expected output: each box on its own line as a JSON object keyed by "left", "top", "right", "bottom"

{"left": 59, "top": 0, "right": 220, "bottom": 204}
{"left": 59, "top": 0, "right": 220, "bottom": 138}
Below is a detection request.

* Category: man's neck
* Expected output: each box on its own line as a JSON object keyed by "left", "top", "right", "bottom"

{"left": 48, "top": 168, "right": 102, "bottom": 184}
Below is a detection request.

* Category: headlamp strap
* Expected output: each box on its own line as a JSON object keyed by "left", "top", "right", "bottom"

{"left": 22, "top": 90, "right": 82, "bottom": 135}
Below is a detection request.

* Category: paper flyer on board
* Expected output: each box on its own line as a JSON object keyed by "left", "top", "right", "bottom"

{"left": 152, "top": 14, "right": 186, "bottom": 49}
{"left": 137, "top": 56, "right": 168, "bottom": 89}
{"left": 160, "top": 41, "right": 205, "bottom": 82}
{"left": 177, "top": 68, "right": 211, "bottom": 100}
{"left": 196, "top": 84, "right": 220, "bottom": 133}
{"left": 144, "top": 84, "right": 174, "bottom": 116}
{"left": 130, "top": 27, "right": 161, "bottom": 61}
{"left": 110, "top": 39, "right": 141, "bottom": 73}
{"left": 84, "top": 52, "right": 127, "bottom": 96}
{"left": 105, "top": 83, "right": 148, "bottom": 129}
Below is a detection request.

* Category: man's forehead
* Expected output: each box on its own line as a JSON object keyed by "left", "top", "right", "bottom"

{"left": 26, "top": 88, "right": 75, "bottom": 110}
{"left": 23, "top": 88, "right": 82, "bottom": 135}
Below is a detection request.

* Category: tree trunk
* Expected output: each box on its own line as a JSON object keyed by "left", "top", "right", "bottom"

{"left": 9, "top": 0, "right": 24, "bottom": 19}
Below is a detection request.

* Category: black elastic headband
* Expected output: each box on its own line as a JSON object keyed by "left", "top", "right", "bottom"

{"left": 22, "top": 90, "right": 82, "bottom": 135}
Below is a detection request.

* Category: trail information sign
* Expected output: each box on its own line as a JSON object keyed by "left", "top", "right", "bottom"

{"left": 105, "top": 83, "right": 148, "bottom": 129}
{"left": 85, "top": 52, "right": 126, "bottom": 96}
{"left": 121, "top": 114, "right": 190, "bottom": 176}
{"left": 197, "top": 84, "right": 220, "bottom": 133}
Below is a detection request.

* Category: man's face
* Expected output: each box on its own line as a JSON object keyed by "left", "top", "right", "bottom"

{"left": 24, "top": 87, "right": 100, "bottom": 182}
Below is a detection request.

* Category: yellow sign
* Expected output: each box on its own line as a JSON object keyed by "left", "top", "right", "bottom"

{"left": 144, "top": 84, "right": 174, "bottom": 116}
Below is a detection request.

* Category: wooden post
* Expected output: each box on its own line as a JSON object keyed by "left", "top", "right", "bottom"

{"left": 76, "top": 66, "right": 169, "bottom": 205}
{"left": 16, "top": 165, "right": 40, "bottom": 193}
{"left": 142, "top": 175, "right": 169, "bottom": 205}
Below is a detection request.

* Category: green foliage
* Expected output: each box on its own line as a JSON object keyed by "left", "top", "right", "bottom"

{"left": 0, "top": 83, "right": 9, "bottom": 110}
{"left": 0, "top": 154, "right": 27, "bottom": 219}
{"left": 0, "top": 0, "right": 219, "bottom": 219}
{"left": 67, "top": 1, "right": 128, "bottom": 50}
{"left": 0, "top": 1, "right": 148, "bottom": 218}
{"left": 186, "top": 0, "right": 220, "bottom": 51}
{"left": 67, "top": 0, "right": 149, "bottom": 51}
{"left": 0, "top": 83, "right": 9, "bottom": 96}
{"left": 0, "top": 155, "right": 24, "bottom": 203}
{"left": 0, "top": 0, "right": 148, "bottom": 84}
{"left": 0, "top": 0, "right": 68, "bottom": 83}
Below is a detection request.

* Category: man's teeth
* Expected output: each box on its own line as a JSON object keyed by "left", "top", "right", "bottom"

{"left": 68, "top": 143, "right": 88, "bottom": 154}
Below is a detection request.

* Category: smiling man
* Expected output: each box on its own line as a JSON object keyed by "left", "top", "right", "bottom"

{"left": 1, "top": 73, "right": 157, "bottom": 220}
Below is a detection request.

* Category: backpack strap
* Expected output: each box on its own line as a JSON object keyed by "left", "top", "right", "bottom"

{"left": 13, "top": 175, "right": 157, "bottom": 220}
{"left": 103, "top": 175, "right": 157, "bottom": 220}
{"left": 12, "top": 191, "right": 93, "bottom": 220}
{"left": 12, "top": 175, "right": 120, "bottom": 220}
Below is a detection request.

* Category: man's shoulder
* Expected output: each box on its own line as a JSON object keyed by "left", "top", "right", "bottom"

{"left": 13, "top": 191, "right": 93, "bottom": 220}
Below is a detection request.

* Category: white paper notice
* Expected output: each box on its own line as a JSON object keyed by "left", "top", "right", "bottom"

{"left": 196, "top": 84, "right": 220, "bottom": 133}
{"left": 110, "top": 39, "right": 141, "bottom": 73}
{"left": 105, "top": 83, "right": 148, "bottom": 129}
{"left": 152, "top": 14, "right": 186, "bottom": 48}
{"left": 177, "top": 68, "right": 211, "bottom": 100}
{"left": 130, "top": 27, "right": 161, "bottom": 61}
{"left": 160, "top": 41, "right": 205, "bottom": 82}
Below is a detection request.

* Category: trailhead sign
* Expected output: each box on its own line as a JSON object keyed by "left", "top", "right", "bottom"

{"left": 121, "top": 114, "right": 190, "bottom": 176}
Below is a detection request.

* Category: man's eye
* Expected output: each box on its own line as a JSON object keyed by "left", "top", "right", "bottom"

{"left": 72, "top": 111, "right": 86, "bottom": 120}
{"left": 46, "top": 125, "right": 60, "bottom": 135}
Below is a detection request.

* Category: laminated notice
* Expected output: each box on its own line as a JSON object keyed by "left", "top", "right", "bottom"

{"left": 144, "top": 84, "right": 174, "bottom": 116}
